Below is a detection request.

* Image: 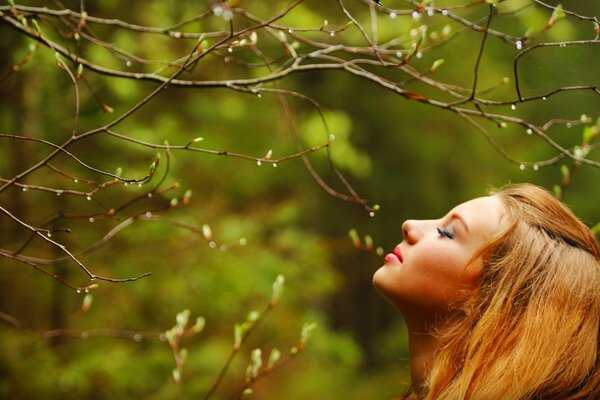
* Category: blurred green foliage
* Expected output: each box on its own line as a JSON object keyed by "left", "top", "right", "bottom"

{"left": 1, "top": 0, "right": 599, "bottom": 399}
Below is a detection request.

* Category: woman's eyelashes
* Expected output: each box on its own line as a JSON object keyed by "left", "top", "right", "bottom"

{"left": 437, "top": 226, "right": 456, "bottom": 239}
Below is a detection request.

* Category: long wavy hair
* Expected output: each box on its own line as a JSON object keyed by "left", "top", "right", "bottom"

{"left": 420, "top": 184, "right": 600, "bottom": 399}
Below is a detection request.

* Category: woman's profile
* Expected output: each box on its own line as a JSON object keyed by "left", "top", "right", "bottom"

{"left": 373, "top": 183, "right": 600, "bottom": 399}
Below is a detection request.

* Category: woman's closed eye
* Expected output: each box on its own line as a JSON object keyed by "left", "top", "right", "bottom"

{"left": 437, "top": 226, "right": 456, "bottom": 239}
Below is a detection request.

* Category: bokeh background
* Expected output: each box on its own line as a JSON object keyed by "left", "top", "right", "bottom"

{"left": 1, "top": 0, "right": 599, "bottom": 399}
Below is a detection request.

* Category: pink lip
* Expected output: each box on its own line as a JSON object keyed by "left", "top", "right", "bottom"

{"left": 384, "top": 253, "right": 401, "bottom": 265}
{"left": 393, "top": 246, "right": 403, "bottom": 263}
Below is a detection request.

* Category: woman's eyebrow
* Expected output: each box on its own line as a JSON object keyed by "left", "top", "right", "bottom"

{"left": 449, "top": 212, "right": 469, "bottom": 233}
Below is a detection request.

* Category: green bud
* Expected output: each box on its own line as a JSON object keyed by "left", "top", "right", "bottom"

{"left": 202, "top": 224, "right": 212, "bottom": 240}
{"left": 172, "top": 369, "right": 181, "bottom": 384}
{"left": 268, "top": 348, "right": 281, "bottom": 368}
{"left": 441, "top": 25, "right": 452, "bottom": 38}
{"left": 430, "top": 59, "right": 444, "bottom": 72}
{"left": 553, "top": 184, "right": 562, "bottom": 199}
{"left": 560, "top": 165, "right": 570, "bottom": 183}
{"left": 234, "top": 323, "right": 244, "bottom": 349}
{"left": 250, "top": 348, "right": 262, "bottom": 377}
{"left": 176, "top": 309, "right": 190, "bottom": 329}
{"left": 192, "top": 316, "right": 205, "bottom": 333}
{"left": 165, "top": 327, "right": 177, "bottom": 347}
{"left": 364, "top": 235, "right": 374, "bottom": 250}
{"left": 82, "top": 294, "right": 93, "bottom": 312}
{"left": 271, "top": 274, "right": 285, "bottom": 305}
{"left": 247, "top": 310, "right": 260, "bottom": 323}
{"left": 179, "top": 348, "right": 188, "bottom": 364}
{"left": 300, "top": 322, "right": 317, "bottom": 346}
{"left": 349, "top": 229, "right": 361, "bottom": 248}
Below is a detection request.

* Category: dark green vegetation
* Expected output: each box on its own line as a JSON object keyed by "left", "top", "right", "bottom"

{"left": 1, "top": 0, "right": 599, "bottom": 398}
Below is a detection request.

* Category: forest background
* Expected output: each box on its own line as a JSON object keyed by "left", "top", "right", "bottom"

{"left": 1, "top": 0, "right": 599, "bottom": 399}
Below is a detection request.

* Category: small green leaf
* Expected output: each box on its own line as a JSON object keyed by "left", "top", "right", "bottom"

{"left": 32, "top": 19, "right": 42, "bottom": 34}
{"left": 591, "top": 222, "right": 600, "bottom": 236}
{"left": 582, "top": 126, "right": 598, "bottom": 145}
{"left": 550, "top": 4, "right": 565, "bottom": 24}
{"left": 148, "top": 161, "right": 157, "bottom": 175}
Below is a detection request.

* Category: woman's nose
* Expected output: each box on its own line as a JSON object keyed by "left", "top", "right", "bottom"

{"left": 402, "top": 219, "right": 418, "bottom": 244}
{"left": 402, "top": 219, "right": 434, "bottom": 244}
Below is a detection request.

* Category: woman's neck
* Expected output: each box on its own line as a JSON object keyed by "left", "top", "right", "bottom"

{"left": 407, "top": 324, "right": 440, "bottom": 394}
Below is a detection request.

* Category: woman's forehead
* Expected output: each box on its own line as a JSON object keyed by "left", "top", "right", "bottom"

{"left": 451, "top": 196, "right": 506, "bottom": 236}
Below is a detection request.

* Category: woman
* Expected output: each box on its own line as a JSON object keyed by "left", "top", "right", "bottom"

{"left": 373, "top": 183, "right": 600, "bottom": 399}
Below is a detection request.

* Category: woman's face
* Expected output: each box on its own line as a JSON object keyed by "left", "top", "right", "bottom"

{"left": 373, "top": 196, "right": 505, "bottom": 323}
